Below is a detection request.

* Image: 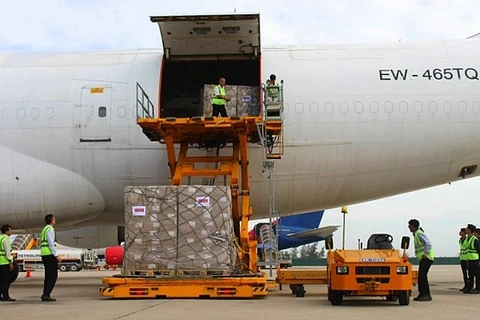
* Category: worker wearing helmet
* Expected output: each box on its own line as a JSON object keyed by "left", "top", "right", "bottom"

{"left": 408, "top": 219, "right": 434, "bottom": 301}
{"left": 0, "top": 224, "right": 15, "bottom": 301}
{"left": 40, "top": 214, "right": 61, "bottom": 302}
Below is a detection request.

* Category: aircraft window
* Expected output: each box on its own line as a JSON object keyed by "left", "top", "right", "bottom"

{"left": 295, "top": 102, "right": 304, "bottom": 115}
{"left": 414, "top": 101, "right": 423, "bottom": 113}
{"left": 443, "top": 101, "right": 452, "bottom": 113}
{"left": 98, "top": 106, "right": 107, "bottom": 118}
{"left": 458, "top": 101, "right": 467, "bottom": 113}
{"left": 473, "top": 102, "right": 480, "bottom": 113}
{"left": 45, "top": 107, "right": 55, "bottom": 119}
{"left": 117, "top": 106, "right": 127, "bottom": 118}
{"left": 399, "top": 101, "right": 408, "bottom": 113}
{"left": 384, "top": 101, "right": 394, "bottom": 113}
{"left": 2, "top": 109, "right": 11, "bottom": 120}
{"left": 17, "top": 108, "right": 26, "bottom": 119}
{"left": 31, "top": 107, "right": 40, "bottom": 119}
{"left": 354, "top": 102, "right": 364, "bottom": 114}
{"left": 309, "top": 102, "right": 319, "bottom": 114}
{"left": 325, "top": 102, "right": 334, "bottom": 114}
{"left": 369, "top": 102, "right": 379, "bottom": 113}
{"left": 429, "top": 101, "right": 438, "bottom": 113}
{"left": 340, "top": 102, "right": 348, "bottom": 114}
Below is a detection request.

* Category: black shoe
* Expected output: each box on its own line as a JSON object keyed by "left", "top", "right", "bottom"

{"left": 3, "top": 298, "right": 16, "bottom": 302}
{"left": 41, "top": 295, "right": 56, "bottom": 302}
{"left": 460, "top": 287, "right": 466, "bottom": 292}
{"left": 470, "top": 289, "right": 480, "bottom": 294}
{"left": 463, "top": 289, "right": 472, "bottom": 294}
{"left": 414, "top": 295, "right": 432, "bottom": 301}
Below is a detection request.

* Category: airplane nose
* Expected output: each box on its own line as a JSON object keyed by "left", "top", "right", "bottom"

{"left": 0, "top": 145, "right": 105, "bottom": 229}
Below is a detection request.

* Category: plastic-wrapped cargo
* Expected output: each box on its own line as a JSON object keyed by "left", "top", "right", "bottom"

{"left": 236, "top": 85, "right": 260, "bottom": 117}
{"left": 123, "top": 185, "right": 237, "bottom": 276}
{"left": 201, "top": 84, "right": 260, "bottom": 117}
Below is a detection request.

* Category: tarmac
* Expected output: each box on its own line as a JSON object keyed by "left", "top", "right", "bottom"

{"left": 3, "top": 265, "right": 477, "bottom": 320}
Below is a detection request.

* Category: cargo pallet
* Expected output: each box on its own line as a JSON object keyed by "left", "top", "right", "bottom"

{"left": 100, "top": 275, "right": 268, "bottom": 299}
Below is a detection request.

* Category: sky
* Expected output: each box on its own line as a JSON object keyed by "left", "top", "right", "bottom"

{"left": 1, "top": 0, "right": 479, "bottom": 256}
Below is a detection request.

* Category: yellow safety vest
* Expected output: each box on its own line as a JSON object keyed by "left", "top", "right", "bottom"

{"left": 414, "top": 229, "right": 434, "bottom": 261}
{"left": 459, "top": 238, "right": 469, "bottom": 261}
{"left": 465, "top": 235, "right": 479, "bottom": 261}
{"left": 0, "top": 235, "right": 12, "bottom": 265}
{"left": 212, "top": 85, "right": 226, "bottom": 105}
{"left": 40, "top": 225, "right": 56, "bottom": 256}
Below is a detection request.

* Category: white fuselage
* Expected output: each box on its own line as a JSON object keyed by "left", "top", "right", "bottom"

{"left": 1, "top": 39, "right": 480, "bottom": 246}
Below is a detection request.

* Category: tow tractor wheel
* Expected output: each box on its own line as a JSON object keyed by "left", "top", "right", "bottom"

{"left": 398, "top": 291, "right": 410, "bottom": 306}
{"left": 328, "top": 289, "right": 343, "bottom": 305}
{"left": 59, "top": 265, "right": 68, "bottom": 272}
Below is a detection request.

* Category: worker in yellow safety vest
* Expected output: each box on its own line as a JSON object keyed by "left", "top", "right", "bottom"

{"left": 408, "top": 219, "right": 434, "bottom": 302}
{"left": 463, "top": 224, "right": 480, "bottom": 294}
{"left": 40, "top": 214, "right": 61, "bottom": 302}
{"left": 266, "top": 74, "right": 281, "bottom": 102}
{"left": 211, "top": 77, "right": 230, "bottom": 117}
{"left": 0, "top": 224, "right": 15, "bottom": 301}
{"left": 459, "top": 228, "right": 469, "bottom": 292}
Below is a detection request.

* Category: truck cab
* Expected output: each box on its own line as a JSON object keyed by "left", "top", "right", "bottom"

{"left": 327, "top": 234, "right": 413, "bottom": 306}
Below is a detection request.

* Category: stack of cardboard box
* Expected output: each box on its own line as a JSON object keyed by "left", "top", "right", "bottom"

{"left": 123, "top": 185, "right": 237, "bottom": 274}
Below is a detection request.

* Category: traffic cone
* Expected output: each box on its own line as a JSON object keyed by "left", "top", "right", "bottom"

{"left": 25, "top": 266, "right": 31, "bottom": 278}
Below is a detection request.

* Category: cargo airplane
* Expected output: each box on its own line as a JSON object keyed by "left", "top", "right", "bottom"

{"left": 1, "top": 14, "right": 479, "bottom": 249}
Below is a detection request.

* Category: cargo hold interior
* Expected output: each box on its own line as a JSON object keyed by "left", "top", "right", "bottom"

{"left": 159, "top": 58, "right": 261, "bottom": 118}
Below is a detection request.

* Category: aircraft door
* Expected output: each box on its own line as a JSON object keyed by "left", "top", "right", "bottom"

{"left": 77, "top": 85, "right": 112, "bottom": 142}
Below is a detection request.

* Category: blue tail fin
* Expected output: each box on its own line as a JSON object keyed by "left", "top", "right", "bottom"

{"left": 277, "top": 210, "right": 325, "bottom": 229}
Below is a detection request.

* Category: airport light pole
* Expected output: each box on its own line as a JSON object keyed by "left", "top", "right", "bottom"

{"left": 341, "top": 206, "right": 348, "bottom": 250}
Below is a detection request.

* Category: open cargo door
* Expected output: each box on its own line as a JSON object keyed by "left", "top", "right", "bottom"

{"left": 150, "top": 14, "right": 261, "bottom": 58}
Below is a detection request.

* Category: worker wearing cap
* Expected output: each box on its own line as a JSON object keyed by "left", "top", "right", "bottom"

{"left": 40, "top": 214, "right": 61, "bottom": 302}
{"left": 0, "top": 224, "right": 15, "bottom": 301}
{"left": 464, "top": 224, "right": 480, "bottom": 294}
{"left": 459, "top": 228, "right": 469, "bottom": 292}
{"left": 211, "top": 77, "right": 230, "bottom": 117}
{"left": 408, "top": 219, "right": 434, "bottom": 301}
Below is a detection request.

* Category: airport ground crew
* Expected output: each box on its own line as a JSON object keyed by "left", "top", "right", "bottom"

{"left": 459, "top": 228, "right": 469, "bottom": 291}
{"left": 266, "top": 74, "right": 281, "bottom": 102}
{"left": 212, "top": 77, "right": 230, "bottom": 117}
{"left": 0, "top": 224, "right": 15, "bottom": 301}
{"left": 40, "top": 214, "right": 61, "bottom": 302}
{"left": 408, "top": 219, "right": 434, "bottom": 301}
{"left": 464, "top": 224, "right": 480, "bottom": 294}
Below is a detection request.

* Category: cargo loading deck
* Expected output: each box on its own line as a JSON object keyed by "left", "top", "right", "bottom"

{"left": 100, "top": 13, "right": 285, "bottom": 299}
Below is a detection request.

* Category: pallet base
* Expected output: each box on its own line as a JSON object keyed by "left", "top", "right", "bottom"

{"left": 100, "top": 276, "right": 268, "bottom": 299}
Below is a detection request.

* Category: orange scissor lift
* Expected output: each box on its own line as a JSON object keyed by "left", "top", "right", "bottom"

{"left": 100, "top": 85, "right": 285, "bottom": 299}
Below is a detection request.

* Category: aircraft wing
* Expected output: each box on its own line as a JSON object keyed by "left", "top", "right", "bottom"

{"left": 286, "top": 226, "right": 340, "bottom": 239}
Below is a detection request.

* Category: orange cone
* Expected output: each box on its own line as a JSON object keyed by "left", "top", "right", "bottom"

{"left": 25, "top": 266, "right": 31, "bottom": 278}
